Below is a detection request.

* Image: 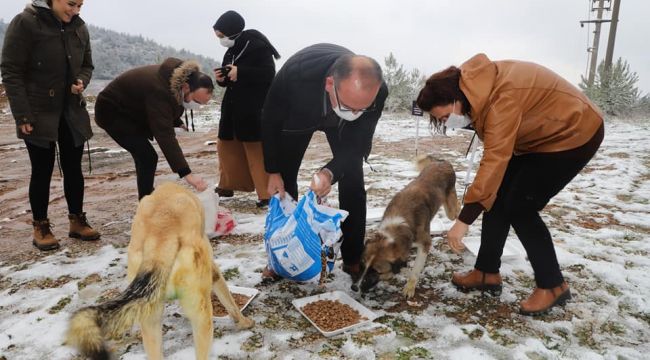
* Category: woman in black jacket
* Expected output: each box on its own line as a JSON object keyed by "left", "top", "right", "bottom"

{"left": 1, "top": 0, "right": 100, "bottom": 251}
{"left": 212, "top": 10, "right": 280, "bottom": 207}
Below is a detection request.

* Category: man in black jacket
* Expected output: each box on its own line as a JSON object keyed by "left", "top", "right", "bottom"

{"left": 261, "top": 43, "right": 388, "bottom": 280}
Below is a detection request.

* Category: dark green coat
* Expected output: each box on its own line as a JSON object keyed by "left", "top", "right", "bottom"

{"left": 1, "top": 4, "right": 94, "bottom": 142}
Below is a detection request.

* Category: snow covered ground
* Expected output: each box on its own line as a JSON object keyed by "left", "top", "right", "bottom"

{"left": 0, "top": 116, "right": 648, "bottom": 360}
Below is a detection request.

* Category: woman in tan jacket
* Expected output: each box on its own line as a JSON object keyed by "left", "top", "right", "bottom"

{"left": 416, "top": 53, "right": 604, "bottom": 315}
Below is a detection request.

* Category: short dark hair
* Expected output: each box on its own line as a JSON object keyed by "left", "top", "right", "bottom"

{"left": 187, "top": 71, "right": 214, "bottom": 92}
{"left": 330, "top": 55, "right": 383, "bottom": 87}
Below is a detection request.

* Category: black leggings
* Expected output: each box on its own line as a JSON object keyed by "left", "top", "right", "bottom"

{"left": 475, "top": 124, "right": 604, "bottom": 288}
{"left": 277, "top": 129, "right": 367, "bottom": 265}
{"left": 107, "top": 134, "right": 158, "bottom": 200}
{"left": 25, "top": 120, "right": 84, "bottom": 220}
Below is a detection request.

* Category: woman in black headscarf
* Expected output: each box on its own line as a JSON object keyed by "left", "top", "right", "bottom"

{"left": 212, "top": 10, "right": 280, "bottom": 208}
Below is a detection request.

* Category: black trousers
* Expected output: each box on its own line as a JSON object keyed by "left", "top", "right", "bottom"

{"left": 278, "top": 129, "right": 367, "bottom": 265}
{"left": 25, "top": 119, "right": 84, "bottom": 220}
{"left": 475, "top": 124, "right": 604, "bottom": 288}
{"left": 107, "top": 134, "right": 158, "bottom": 200}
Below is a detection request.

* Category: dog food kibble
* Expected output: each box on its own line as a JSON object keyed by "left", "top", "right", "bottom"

{"left": 211, "top": 293, "right": 250, "bottom": 317}
{"left": 301, "top": 300, "right": 366, "bottom": 332}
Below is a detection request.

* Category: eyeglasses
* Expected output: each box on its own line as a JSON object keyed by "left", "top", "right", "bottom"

{"left": 333, "top": 85, "right": 376, "bottom": 113}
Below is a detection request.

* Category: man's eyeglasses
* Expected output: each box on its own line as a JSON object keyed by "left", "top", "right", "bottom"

{"left": 333, "top": 85, "right": 376, "bottom": 113}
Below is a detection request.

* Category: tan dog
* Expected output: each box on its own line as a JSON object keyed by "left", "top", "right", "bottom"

{"left": 65, "top": 182, "right": 254, "bottom": 360}
{"left": 357, "top": 156, "right": 459, "bottom": 298}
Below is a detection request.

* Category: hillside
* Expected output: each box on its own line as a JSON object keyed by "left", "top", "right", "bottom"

{"left": 0, "top": 19, "right": 220, "bottom": 80}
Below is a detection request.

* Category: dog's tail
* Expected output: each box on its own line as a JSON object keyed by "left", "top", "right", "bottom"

{"left": 415, "top": 154, "right": 441, "bottom": 172}
{"left": 65, "top": 265, "right": 170, "bottom": 360}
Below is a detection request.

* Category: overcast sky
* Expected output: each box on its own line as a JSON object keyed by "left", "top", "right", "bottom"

{"left": 1, "top": 0, "right": 649, "bottom": 93}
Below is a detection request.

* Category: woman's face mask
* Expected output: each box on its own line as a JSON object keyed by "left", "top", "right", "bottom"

{"left": 218, "top": 32, "right": 241, "bottom": 48}
{"left": 183, "top": 100, "right": 202, "bottom": 110}
{"left": 445, "top": 101, "right": 472, "bottom": 129}
{"left": 219, "top": 37, "right": 235, "bottom": 48}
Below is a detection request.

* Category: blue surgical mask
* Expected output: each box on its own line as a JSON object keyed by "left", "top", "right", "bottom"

{"left": 445, "top": 102, "right": 471, "bottom": 129}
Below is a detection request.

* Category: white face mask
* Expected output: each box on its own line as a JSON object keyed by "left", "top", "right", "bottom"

{"left": 445, "top": 101, "right": 471, "bottom": 129}
{"left": 333, "top": 107, "right": 363, "bottom": 121}
{"left": 219, "top": 37, "right": 235, "bottom": 48}
{"left": 183, "top": 100, "right": 202, "bottom": 110}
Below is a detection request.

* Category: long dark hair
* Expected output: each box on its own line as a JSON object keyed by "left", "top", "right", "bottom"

{"left": 416, "top": 66, "right": 471, "bottom": 130}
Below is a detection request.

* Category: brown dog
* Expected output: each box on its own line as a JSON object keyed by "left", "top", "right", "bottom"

{"left": 65, "top": 182, "right": 254, "bottom": 360}
{"left": 357, "top": 156, "right": 459, "bottom": 298}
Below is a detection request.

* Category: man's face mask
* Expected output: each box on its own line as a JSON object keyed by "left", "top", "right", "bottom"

{"left": 445, "top": 101, "right": 471, "bottom": 129}
{"left": 332, "top": 84, "right": 374, "bottom": 122}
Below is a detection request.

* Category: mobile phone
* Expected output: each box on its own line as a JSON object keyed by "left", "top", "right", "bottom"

{"left": 215, "top": 66, "right": 231, "bottom": 76}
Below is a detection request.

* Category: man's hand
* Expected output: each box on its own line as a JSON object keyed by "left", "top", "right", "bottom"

{"left": 184, "top": 173, "right": 208, "bottom": 192}
{"left": 71, "top": 79, "right": 84, "bottom": 95}
{"left": 446, "top": 220, "right": 469, "bottom": 254}
{"left": 19, "top": 123, "right": 33, "bottom": 135}
{"left": 267, "top": 173, "right": 285, "bottom": 198}
{"left": 310, "top": 168, "right": 332, "bottom": 198}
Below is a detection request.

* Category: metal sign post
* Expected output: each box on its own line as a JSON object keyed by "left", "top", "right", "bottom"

{"left": 411, "top": 100, "right": 424, "bottom": 156}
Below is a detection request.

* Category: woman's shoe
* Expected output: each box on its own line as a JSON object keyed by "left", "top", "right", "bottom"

{"left": 520, "top": 282, "right": 571, "bottom": 316}
{"left": 256, "top": 199, "right": 269, "bottom": 208}
{"left": 214, "top": 187, "right": 234, "bottom": 197}
{"left": 451, "top": 269, "right": 502, "bottom": 296}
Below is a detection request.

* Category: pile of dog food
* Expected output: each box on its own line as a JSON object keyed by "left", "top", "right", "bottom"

{"left": 301, "top": 299, "right": 366, "bottom": 331}
{"left": 211, "top": 293, "right": 250, "bottom": 317}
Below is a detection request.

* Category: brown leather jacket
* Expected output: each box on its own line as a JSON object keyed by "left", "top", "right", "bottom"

{"left": 460, "top": 53, "right": 603, "bottom": 213}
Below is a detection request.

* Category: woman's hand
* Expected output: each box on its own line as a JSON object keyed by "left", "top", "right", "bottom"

{"left": 71, "top": 79, "right": 84, "bottom": 95}
{"left": 19, "top": 123, "right": 33, "bottom": 135}
{"left": 226, "top": 65, "right": 238, "bottom": 82}
{"left": 309, "top": 169, "right": 333, "bottom": 198}
{"left": 267, "top": 173, "right": 285, "bottom": 198}
{"left": 214, "top": 68, "right": 226, "bottom": 82}
{"left": 184, "top": 173, "right": 208, "bottom": 192}
{"left": 446, "top": 220, "right": 469, "bottom": 254}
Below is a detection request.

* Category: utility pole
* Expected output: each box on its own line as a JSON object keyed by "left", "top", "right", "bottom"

{"left": 604, "top": 0, "right": 621, "bottom": 72}
{"left": 588, "top": 0, "right": 607, "bottom": 86}
{"left": 580, "top": 0, "right": 612, "bottom": 86}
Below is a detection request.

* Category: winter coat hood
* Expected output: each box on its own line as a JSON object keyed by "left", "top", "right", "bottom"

{"left": 32, "top": 0, "right": 49, "bottom": 9}
{"left": 165, "top": 58, "right": 201, "bottom": 105}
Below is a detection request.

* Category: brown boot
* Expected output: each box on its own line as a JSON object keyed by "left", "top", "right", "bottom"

{"left": 32, "top": 219, "right": 60, "bottom": 251}
{"left": 68, "top": 212, "right": 100, "bottom": 241}
{"left": 520, "top": 282, "right": 571, "bottom": 316}
{"left": 451, "top": 269, "right": 502, "bottom": 296}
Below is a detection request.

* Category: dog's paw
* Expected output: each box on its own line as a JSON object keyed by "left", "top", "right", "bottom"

{"left": 236, "top": 316, "right": 255, "bottom": 330}
{"left": 402, "top": 278, "right": 416, "bottom": 298}
{"left": 379, "top": 272, "right": 394, "bottom": 281}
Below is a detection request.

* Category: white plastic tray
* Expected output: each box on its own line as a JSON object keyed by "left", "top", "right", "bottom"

{"left": 213, "top": 285, "right": 258, "bottom": 320}
{"left": 292, "top": 290, "right": 378, "bottom": 337}
{"left": 463, "top": 237, "right": 526, "bottom": 260}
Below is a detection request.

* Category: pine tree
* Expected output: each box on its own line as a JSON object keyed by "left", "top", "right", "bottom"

{"left": 580, "top": 58, "right": 640, "bottom": 116}
{"left": 383, "top": 53, "right": 425, "bottom": 113}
